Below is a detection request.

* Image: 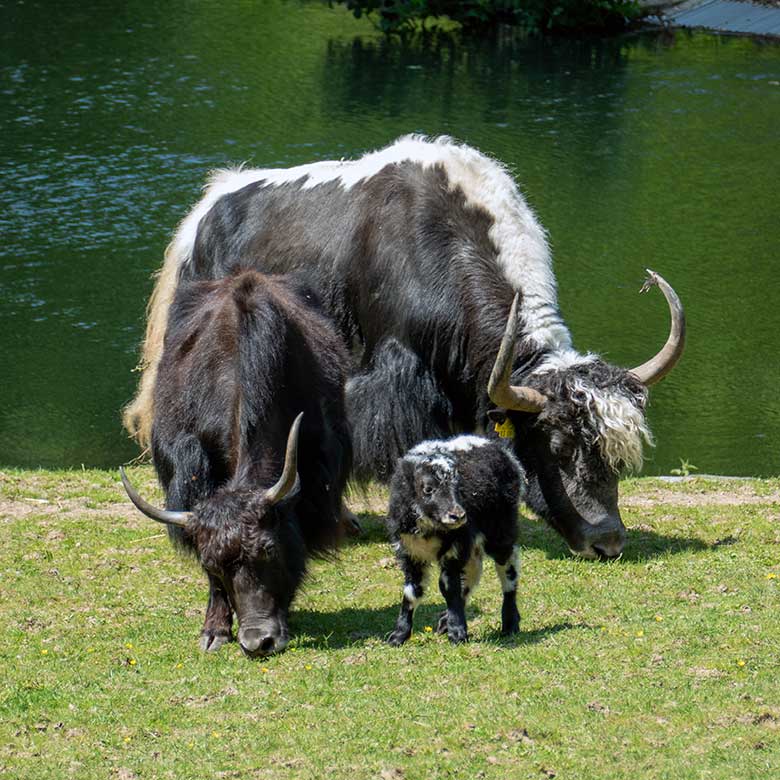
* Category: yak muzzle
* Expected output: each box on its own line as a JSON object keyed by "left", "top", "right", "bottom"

{"left": 573, "top": 521, "right": 627, "bottom": 560}
{"left": 238, "top": 626, "right": 288, "bottom": 658}
{"left": 442, "top": 504, "right": 467, "bottom": 528}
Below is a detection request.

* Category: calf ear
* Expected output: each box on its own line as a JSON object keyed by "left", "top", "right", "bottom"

{"left": 399, "top": 457, "right": 417, "bottom": 483}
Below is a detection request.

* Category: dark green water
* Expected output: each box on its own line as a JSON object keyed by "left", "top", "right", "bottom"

{"left": 2, "top": 1, "right": 779, "bottom": 474}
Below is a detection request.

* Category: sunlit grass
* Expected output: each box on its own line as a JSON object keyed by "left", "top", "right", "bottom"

{"left": 1, "top": 469, "right": 778, "bottom": 779}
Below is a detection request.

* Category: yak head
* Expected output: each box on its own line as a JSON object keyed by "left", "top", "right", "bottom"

{"left": 120, "top": 414, "right": 304, "bottom": 658}
{"left": 402, "top": 452, "right": 467, "bottom": 532}
{"left": 488, "top": 271, "right": 685, "bottom": 559}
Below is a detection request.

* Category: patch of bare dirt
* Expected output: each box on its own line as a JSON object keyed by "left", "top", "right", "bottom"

{"left": 622, "top": 484, "right": 780, "bottom": 509}
{"left": 0, "top": 494, "right": 148, "bottom": 528}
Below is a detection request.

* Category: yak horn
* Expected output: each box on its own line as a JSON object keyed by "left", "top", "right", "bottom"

{"left": 265, "top": 413, "right": 303, "bottom": 505}
{"left": 488, "top": 293, "right": 548, "bottom": 413}
{"left": 629, "top": 269, "right": 686, "bottom": 387}
{"left": 119, "top": 467, "right": 191, "bottom": 528}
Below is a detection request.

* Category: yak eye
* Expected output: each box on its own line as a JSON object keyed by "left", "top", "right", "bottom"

{"left": 422, "top": 484, "right": 435, "bottom": 496}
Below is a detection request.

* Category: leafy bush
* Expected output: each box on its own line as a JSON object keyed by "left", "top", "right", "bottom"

{"left": 332, "top": 0, "right": 642, "bottom": 34}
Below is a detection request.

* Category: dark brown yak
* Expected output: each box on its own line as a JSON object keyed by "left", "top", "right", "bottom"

{"left": 121, "top": 270, "right": 352, "bottom": 656}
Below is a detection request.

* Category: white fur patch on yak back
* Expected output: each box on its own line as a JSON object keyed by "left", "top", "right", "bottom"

{"left": 173, "top": 135, "right": 570, "bottom": 353}
{"left": 571, "top": 377, "right": 654, "bottom": 474}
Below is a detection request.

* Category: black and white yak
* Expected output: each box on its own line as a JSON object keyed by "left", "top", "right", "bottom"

{"left": 386, "top": 435, "right": 526, "bottom": 645}
{"left": 123, "top": 135, "right": 685, "bottom": 560}
{"left": 120, "top": 270, "right": 352, "bottom": 657}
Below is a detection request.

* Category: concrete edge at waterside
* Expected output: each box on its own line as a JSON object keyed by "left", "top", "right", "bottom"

{"left": 639, "top": 0, "right": 780, "bottom": 36}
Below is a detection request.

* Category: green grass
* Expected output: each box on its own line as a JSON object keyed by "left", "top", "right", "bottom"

{"left": 1, "top": 469, "right": 779, "bottom": 779}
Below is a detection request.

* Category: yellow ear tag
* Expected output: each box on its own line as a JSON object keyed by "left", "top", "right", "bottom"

{"left": 494, "top": 418, "right": 516, "bottom": 439}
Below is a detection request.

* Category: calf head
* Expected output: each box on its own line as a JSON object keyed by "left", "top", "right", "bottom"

{"left": 405, "top": 454, "right": 467, "bottom": 531}
{"left": 120, "top": 414, "right": 304, "bottom": 657}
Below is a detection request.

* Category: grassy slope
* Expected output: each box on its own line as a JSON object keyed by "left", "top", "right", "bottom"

{"left": 1, "top": 469, "right": 778, "bottom": 779}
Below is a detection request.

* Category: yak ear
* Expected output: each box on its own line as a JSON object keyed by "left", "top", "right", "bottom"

{"left": 487, "top": 408, "right": 507, "bottom": 426}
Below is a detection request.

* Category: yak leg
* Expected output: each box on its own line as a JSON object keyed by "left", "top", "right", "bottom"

{"left": 493, "top": 545, "right": 521, "bottom": 635}
{"left": 436, "top": 541, "right": 483, "bottom": 635}
{"left": 339, "top": 501, "right": 363, "bottom": 537}
{"left": 438, "top": 559, "right": 470, "bottom": 644}
{"left": 199, "top": 573, "right": 233, "bottom": 652}
{"left": 388, "top": 556, "right": 428, "bottom": 646}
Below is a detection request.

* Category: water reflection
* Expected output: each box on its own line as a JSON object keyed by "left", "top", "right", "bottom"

{"left": 1, "top": 1, "right": 778, "bottom": 473}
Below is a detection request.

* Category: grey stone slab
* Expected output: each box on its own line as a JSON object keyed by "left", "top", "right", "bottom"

{"left": 666, "top": 0, "right": 780, "bottom": 35}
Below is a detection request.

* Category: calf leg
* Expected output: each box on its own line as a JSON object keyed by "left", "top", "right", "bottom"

{"left": 388, "top": 556, "right": 428, "bottom": 646}
{"left": 436, "top": 539, "right": 483, "bottom": 635}
{"left": 493, "top": 545, "right": 521, "bottom": 635}
{"left": 199, "top": 573, "right": 233, "bottom": 652}
{"left": 438, "top": 560, "right": 469, "bottom": 644}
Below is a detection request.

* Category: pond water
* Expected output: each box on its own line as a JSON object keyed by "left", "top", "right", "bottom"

{"left": 1, "top": 0, "right": 779, "bottom": 475}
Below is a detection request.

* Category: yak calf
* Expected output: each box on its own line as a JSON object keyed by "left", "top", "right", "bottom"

{"left": 385, "top": 435, "right": 526, "bottom": 645}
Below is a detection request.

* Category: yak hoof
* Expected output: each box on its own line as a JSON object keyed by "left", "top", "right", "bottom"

{"left": 340, "top": 507, "right": 363, "bottom": 537}
{"left": 447, "top": 626, "right": 468, "bottom": 645}
{"left": 435, "top": 610, "right": 448, "bottom": 635}
{"left": 387, "top": 628, "right": 411, "bottom": 647}
{"left": 199, "top": 630, "right": 231, "bottom": 653}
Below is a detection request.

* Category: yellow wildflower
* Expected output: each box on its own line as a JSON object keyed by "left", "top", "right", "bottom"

{"left": 737, "top": 660, "right": 746, "bottom": 667}
{"left": 424, "top": 626, "right": 433, "bottom": 633}
{"left": 41, "top": 649, "right": 48, "bottom": 655}
{"left": 636, "top": 630, "right": 644, "bottom": 638}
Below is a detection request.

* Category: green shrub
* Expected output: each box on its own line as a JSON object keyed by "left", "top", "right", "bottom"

{"left": 332, "top": 0, "right": 642, "bottom": 34}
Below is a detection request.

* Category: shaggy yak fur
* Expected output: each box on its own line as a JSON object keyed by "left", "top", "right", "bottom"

{"left": 123, "top": 135, "right": 677, "bottom": 559}
{"left": 131, "top": 270, "right": 351, "bottom": 658}
{"left": 386, "top": 435, "right": 526, "bottom": 645}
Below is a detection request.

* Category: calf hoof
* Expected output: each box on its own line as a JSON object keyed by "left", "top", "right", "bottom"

{"left": 387, "top": 628, "right": 412, "bottom": 647}
{"left": 199, "top": 630, "right": 231, "bottom": 653}
{"left": 435, "top": 610, "right": 448, "bottom": 635}
{"left": 501, "top": 604, "right": 521, "bottom": 635}
{"left": 447, "top": 625, "right": 469, "bottom": 645}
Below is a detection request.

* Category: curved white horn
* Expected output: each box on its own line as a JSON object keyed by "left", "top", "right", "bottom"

{"left": 265, "top": 413, "right": 303, "bottom": 505}
{"left": 488, "top": 293, "right": 548, "bottom": 413}
{"left": 119, "top": 467, "right": 191, "bottom": 528}
{"left": 630, "top": 269, "right": 686, "bottom": 386}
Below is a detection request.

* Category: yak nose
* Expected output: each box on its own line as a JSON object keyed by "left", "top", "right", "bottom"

{"left": 590, "top": 525, "right": 627, "bottom": 559}
{"left": 239, "top": 628, "right": 286, "bottom": 657}
{"left": 445, "top": 505, "right": 466, "bottom": 526}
